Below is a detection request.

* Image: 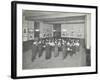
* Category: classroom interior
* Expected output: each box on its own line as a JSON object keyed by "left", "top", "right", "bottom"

{"left": 22, "top": 10, "right": 91, "bottom": 69}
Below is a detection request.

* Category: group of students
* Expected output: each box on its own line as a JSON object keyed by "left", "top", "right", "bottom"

{"left": 31, "top": 38, "right": 80, "bottom": 62}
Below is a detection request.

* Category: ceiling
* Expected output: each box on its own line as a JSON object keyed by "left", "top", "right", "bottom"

{"left": 23, "top": 10, "right": 88, "bottom": 24}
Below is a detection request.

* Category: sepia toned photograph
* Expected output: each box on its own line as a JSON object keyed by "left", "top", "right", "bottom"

{"left": 11, "top": 1, "right": 97, "bottom": 79}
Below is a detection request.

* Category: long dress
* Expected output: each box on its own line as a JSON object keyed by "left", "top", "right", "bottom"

{"left": 45, "top": 44, "right": 52, "bottom": 60}
{"left": 54, "top": 44, "right": 59, "bottom": 57}
{"left": 32, "top": 44, "right": 38, "bottom": 62}
{"left": 62, "top": 45, "right": 67, "bottom": 59}
{"left": 38, "top": 44, "right": 44, "bottom": 58}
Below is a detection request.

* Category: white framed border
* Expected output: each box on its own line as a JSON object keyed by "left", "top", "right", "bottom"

{"left": 13, "top": 1, "right": 97, "bottom": 78}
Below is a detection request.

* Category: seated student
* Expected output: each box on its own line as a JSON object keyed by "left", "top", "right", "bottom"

{"left": 31, "top": 41, "right": 38, "bottom": 62}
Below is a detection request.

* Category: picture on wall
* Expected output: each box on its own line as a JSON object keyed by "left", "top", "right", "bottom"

{"left": 11, "top": 1, "right": 98, "bottom": 79}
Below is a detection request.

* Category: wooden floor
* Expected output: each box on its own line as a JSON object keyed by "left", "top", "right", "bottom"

{"left": 22, "top": 44, "right": 87, "bottom": 69}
